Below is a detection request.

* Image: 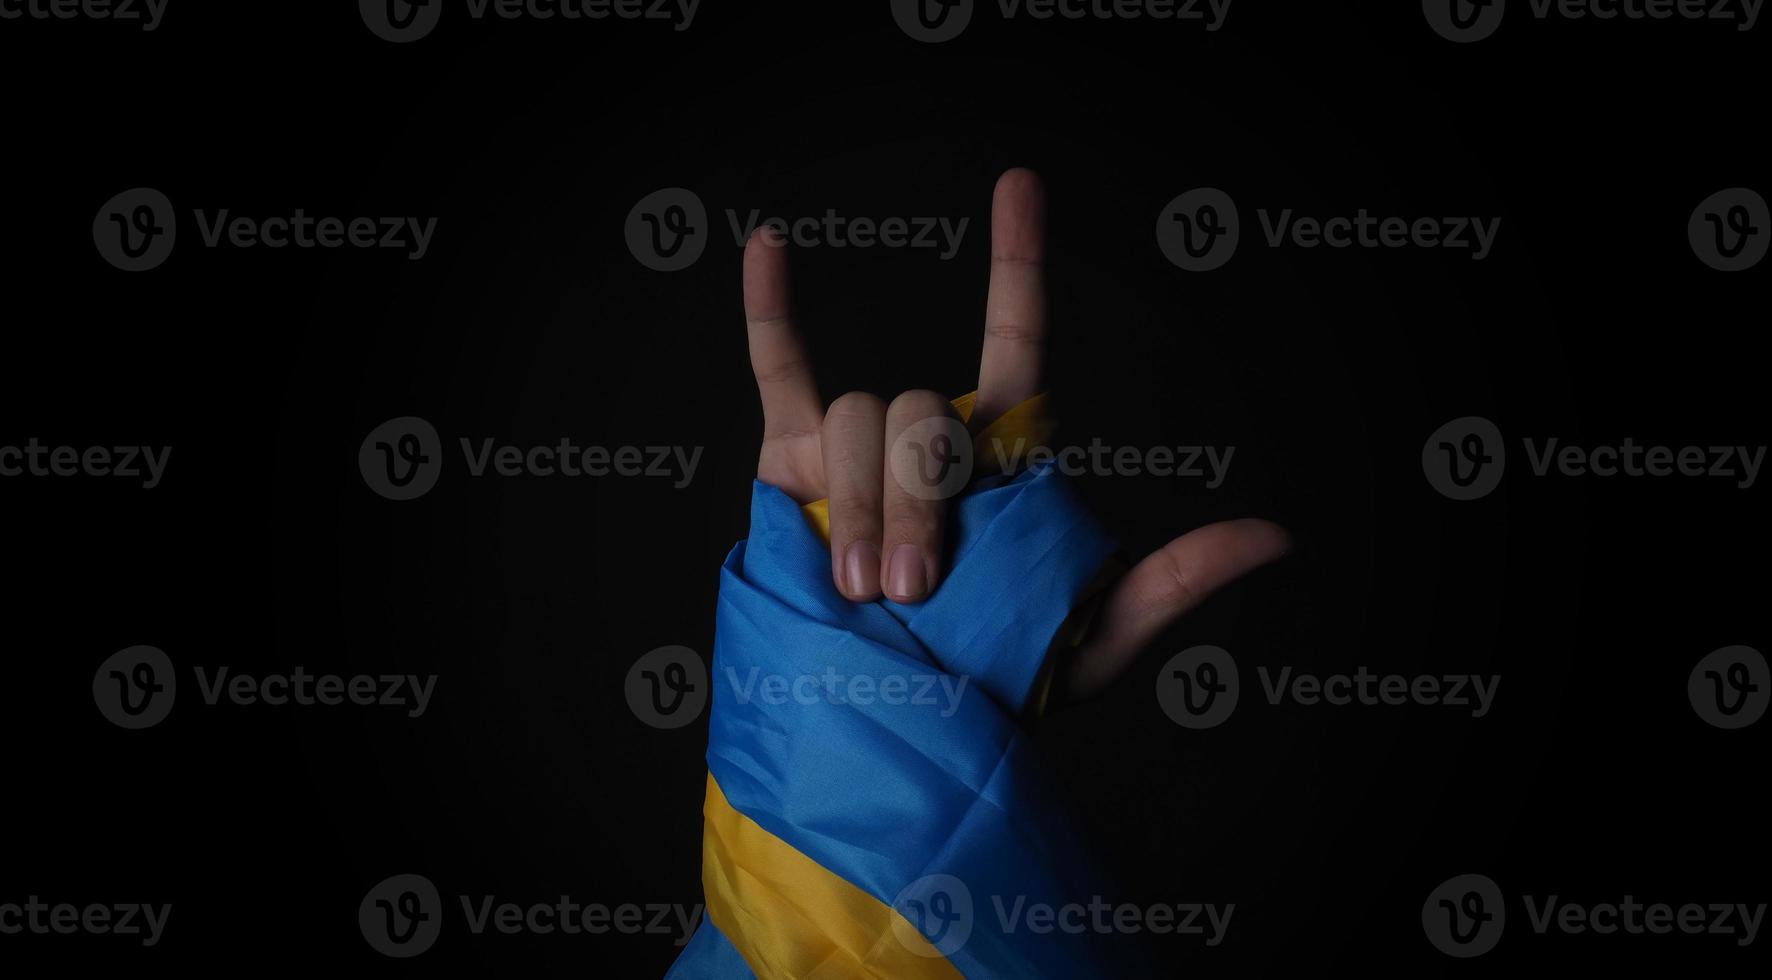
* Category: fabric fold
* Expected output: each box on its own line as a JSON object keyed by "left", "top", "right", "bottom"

{"left": 667, "top": 394, "right": 1132, "bottom": 979}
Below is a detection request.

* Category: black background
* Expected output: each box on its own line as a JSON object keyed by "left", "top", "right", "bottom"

{"left": 2, "top": 0, "right": 1766, "bottom": 975}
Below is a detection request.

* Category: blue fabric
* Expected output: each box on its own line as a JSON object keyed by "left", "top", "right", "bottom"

{"left": 665, "top": 918, "right": 754, "bottom": 980}
{"left": 675, "top": 462, "right": 1132, "bottom": 978}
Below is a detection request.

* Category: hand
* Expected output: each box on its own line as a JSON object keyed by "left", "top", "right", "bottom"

{"left": 742, "top": 168, "right": 1291, "bottom": 699}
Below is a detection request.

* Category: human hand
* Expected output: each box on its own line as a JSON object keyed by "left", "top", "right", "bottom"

{"left": 741, "top": 168, "right": 1290, "bottom": 699}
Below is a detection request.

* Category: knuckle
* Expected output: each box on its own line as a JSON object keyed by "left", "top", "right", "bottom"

{"left": 984, "top": 319, "right": 1044, "bottom": 344}
{"left": 825, "top": 391, "right": 887, "bottom": 425}
{"left": 883, "top": 502, "right": 941, "bottom": 542}
{"left": 828, "top": 483, "right": 881, "bottom": 518}
{"left": 1143, "top": 548, "right": 1201, "bottom": 616}
{"left": 888, "top": 389, "right": 952, "bottom": 422}
{"left": 753, "top": 356, "right": 811, "bottom": 386}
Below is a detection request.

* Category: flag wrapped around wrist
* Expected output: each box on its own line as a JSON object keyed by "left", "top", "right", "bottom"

{"left": 668, "top": 393, "right": 1132, "bottom": 979}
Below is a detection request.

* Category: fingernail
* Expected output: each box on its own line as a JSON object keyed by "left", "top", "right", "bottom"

{"left": 887, "top": 544, "right": 928, "bottom": 602}
{"left": 843, "top": 541, "right": 881, "bottom": 599}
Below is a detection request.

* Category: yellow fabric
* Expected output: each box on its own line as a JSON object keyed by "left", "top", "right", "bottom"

{"left": 701, "top": 392, "right": 1087, "bottom": 978}
{"left": 702, "top": 775, "right": 963, "bottom": 979}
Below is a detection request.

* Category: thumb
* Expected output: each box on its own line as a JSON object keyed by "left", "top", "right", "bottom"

{"left": 1059, "top": 519, "right": 1291, "bottom": 703}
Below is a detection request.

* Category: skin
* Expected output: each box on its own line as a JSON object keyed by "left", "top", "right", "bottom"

{"left": 742, "top": 168, "right": 1291, "bottom": 702}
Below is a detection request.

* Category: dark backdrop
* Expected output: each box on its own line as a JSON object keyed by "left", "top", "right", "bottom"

{"left": 2, "top": 0, "right": 1765, "bottom": 975}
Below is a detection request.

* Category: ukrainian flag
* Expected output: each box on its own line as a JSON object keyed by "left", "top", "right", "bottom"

{"left": 668, "top": 395, "right": 1136, "bottom": 979}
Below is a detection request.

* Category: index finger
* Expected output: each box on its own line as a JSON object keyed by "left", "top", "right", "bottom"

{"left": 744, "top": 227, "right": 823, "bottom": 442}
